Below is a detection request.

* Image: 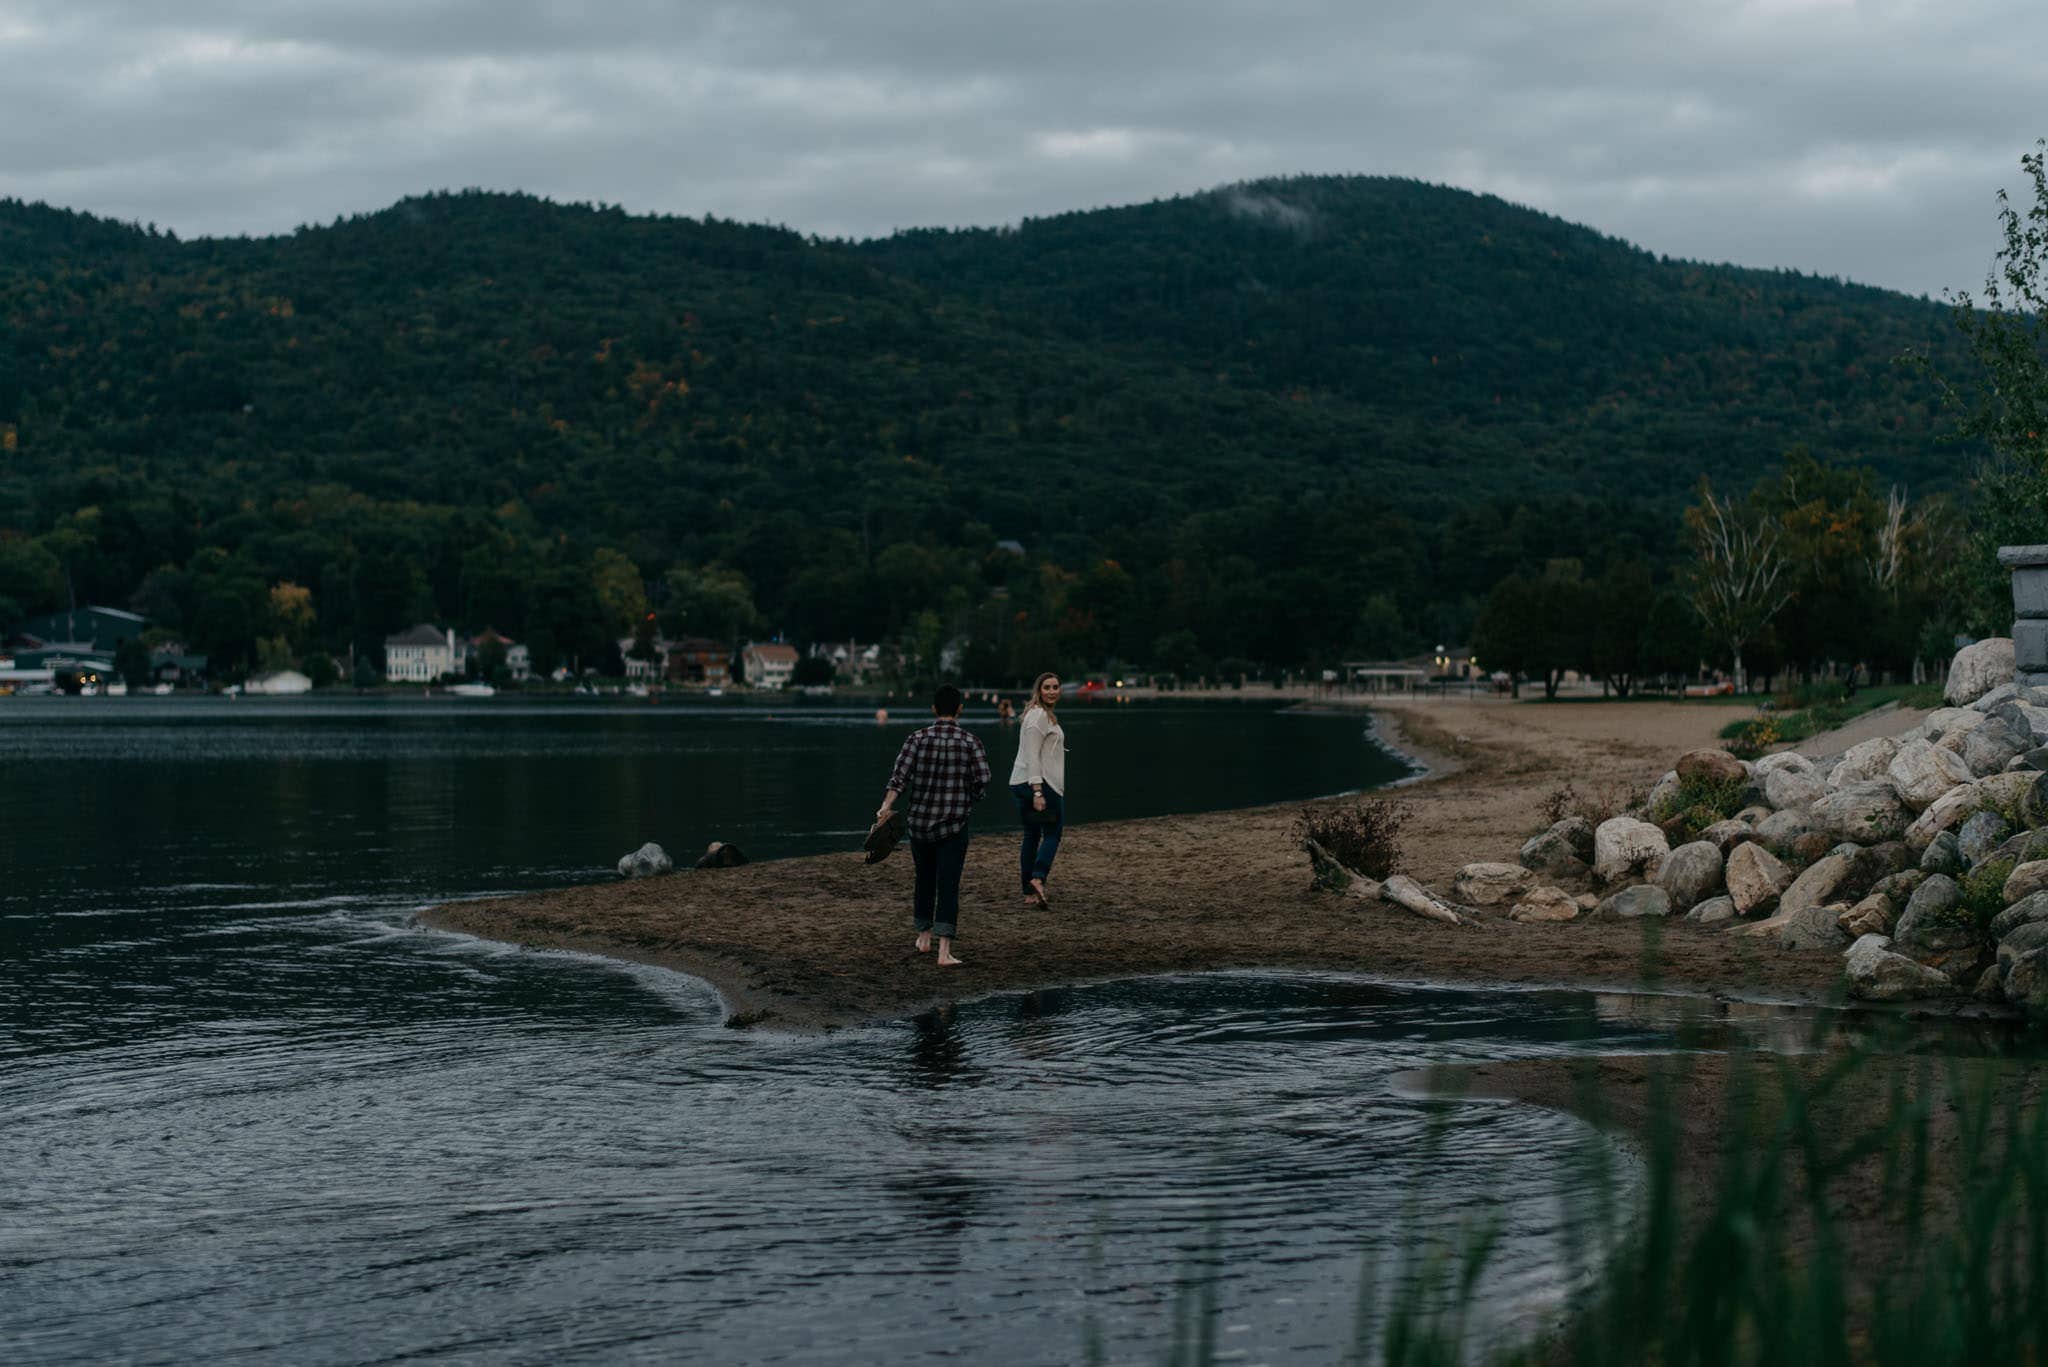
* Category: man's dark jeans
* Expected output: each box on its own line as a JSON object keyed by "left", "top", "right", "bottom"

{"left": 1011, "top": 782, "right": 1064, "bottom": 891}
{"left": 911, "top": 827, "right": 971, "bottom": 939}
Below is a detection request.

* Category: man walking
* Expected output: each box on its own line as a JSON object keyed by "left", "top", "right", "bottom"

{"left": 876, "top": 684, "right": 990, "bottom": 968}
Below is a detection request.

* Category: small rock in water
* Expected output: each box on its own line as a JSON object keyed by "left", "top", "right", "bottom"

{"left": 617, "top": 841, "right": 674, "bottom": 878}
{"left": 1844, "top": 934, "right": 1954, "bottom": 1001}
{"left": 696, "top": 841, "right": 749, "bottom": 869}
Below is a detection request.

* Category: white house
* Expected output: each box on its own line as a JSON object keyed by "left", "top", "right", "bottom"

{"left": 617, "top": 634, "right": 672, "bottom": 682}
{"left": 810, "top": 640, "right": 882, "bottom": 684}
{"left": 740, "top": 641, "right": 799, "bottom": 689}
{"left": 386, "top": 625, "right": 459, "bottom": 682}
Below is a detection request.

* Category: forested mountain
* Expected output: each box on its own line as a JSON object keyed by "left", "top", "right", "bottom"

{"left": 0, "top": 177, "right": 1974, "bottom": 680}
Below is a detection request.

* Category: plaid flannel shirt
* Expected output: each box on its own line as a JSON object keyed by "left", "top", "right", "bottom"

{"left": 887, "top": 717, "right": 991, "bottom": 841}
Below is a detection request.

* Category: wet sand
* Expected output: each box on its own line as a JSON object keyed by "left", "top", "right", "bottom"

{"left": 419, "top": 696, "right": 1859, "bottom": 1033}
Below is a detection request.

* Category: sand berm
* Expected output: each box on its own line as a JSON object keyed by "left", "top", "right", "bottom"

{"left": 419, "top": 696, "right": 1905, "bottom": 1032}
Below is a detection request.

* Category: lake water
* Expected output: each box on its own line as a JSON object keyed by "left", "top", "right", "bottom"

{"left": 2, "top": 697, "right": 1677, "bottom": 1363}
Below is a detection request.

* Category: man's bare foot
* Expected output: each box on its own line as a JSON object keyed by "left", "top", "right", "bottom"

{"left": 936, "top": 937, "right": 965, "bottom": 967}
{"left": 915, "top": 930, "right": 932, "bottom": 953}
{"left": 1029, "top": 879, "right": 1050, "bottom": 910}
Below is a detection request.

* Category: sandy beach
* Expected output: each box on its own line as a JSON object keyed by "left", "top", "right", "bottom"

{"left": 419, "top": 695, "right": 1881, "bottom": 1032}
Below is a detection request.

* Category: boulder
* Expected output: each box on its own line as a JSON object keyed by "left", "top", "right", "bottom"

{"left": 1598, "top": 885, "right": 1672, "bottom": 919}
{"left": 1508, "top": 886, "right": 1582, "bottom": 922}
{"left": 2013, "top": 703, "right": 2048, "bottom": 745}
{"left": 1997, "top": 920, "right": 2048, "bottom": 974}
{"left": 1976, "top": 964, "right": 2007, "bottom": 1004}
{"left": 2024, "top": 747, "right": 2048, "bottom": 773}
{"left": 1828, "top": 736, "right": 1900, "bottom": 790}
{"left": 1957, "top": 810, "right": 2015, "bottom": 867}
{"left": 1779, "top": 850, "right": 1862, "bottom": 921}
{"left": 1757, "top": 809, "right": 1818, "bottom": 853}
{"left": 1945, "top": 637, "right": 2016, "bottom": 707}
{"left": 2004, "top": 946, "right": 2048, "bottom": 1013}
{"left": 1991, "top": 891, "right": 2048, "bottom": 941}
{"left": 1893, "top": 876, "right": 1974, "bottom": 954}
{"left": 1809, "top": 781, "right": 1910, "bottom": 844}
{"left": 1872, "top": 869, "right": 1929, "bottom": 903}
{"left": 1888, "top": 739, "right": 1975, "bottom": 812}
{"left": 1453, "top": 862, "right": 1537, "bottom": 906}
{"left": 1688, "top": 895, "right": 1739, "bottom": 926}
{"left": 1653, "top": 840, "right": 1725, "bottom": 911}
{"left": 1734, "top": 804, "right": 1773, "bottom": 825}
{"left": 1380, "top": 875, "right": 1463, "bottom": 925}
{"left": 1844, "top": 934, "right": 1955, "bottom": 1001}
{"left": 1726, "top": 842, "right": 1794, "bottom": 916}
{"left": 1838, "top": 893, "right": 1896, "bottom": 939}
{"left": 1676, "top": 748, "right": 1748, "bottom": 786}
{"left": 1920, "top": 831, "right": 1965, "bottom": 875}
{"left": 1978, "top": 771, "right": 2038, "bottom": 816}
{"left": 2024, "top": 773, "right": 2048, "bottom": 829}
{"left": 1754, "top": 752, "right": 1816, "bottom": 778}
{"left": 1764, "top": 766, "right": 1827, "bottom": 812}
{"left": 1520, "top": 821, "right": 1594, "bottom": 878}
{"left": 2005, "top": 860, "right": 2048, "bottom": 905}
{"left": 1789, "top": 833, "right": 1835, "bottom": 865}
{"left": 1962, "top": 720, "right": 2031, "bottom": 778}
{"left": 617, "top": 841, "right": 674, "bottom": 878}
{"left": 1592, "top": 817, "right": 1670, "bottom": 886}
{"left": 1924, "top": 708, "right": 1988, "bottom": 742}
{"left": 1698, "top": 819, "right": 1758, "bottom": 853}
{"left": 1973, "top": 683, "right": 2020, "bottom": 715}
{"left": 695, "top": 841, "right": 749, "bottom": 869}
{"left": 1646, "top": 769, "right": 1683, "bottom": 814}
{"left": 1984, "top": 829, "right": 2048, "bottom": 874}
{"left": 1905, "top": 783, "right": 1982, "bottom": 852}
{"left": 1775, "top": 900, "right": 1853, "bottom": 952}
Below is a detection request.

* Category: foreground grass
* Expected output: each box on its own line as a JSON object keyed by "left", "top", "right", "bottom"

{"left": 1117, "top": 1013, "right": 2048, "bottom": 1366}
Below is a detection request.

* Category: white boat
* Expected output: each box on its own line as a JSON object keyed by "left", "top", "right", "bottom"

{"left": 447, "top": 682, "right": 496, "bottom": 698}
{"left": 152, "top": 682, "right": 173, "bottom": 695}
{"left": 106, "top": 681, "right": 129, "bottom": 697}
{"left": 626, "top": 683, "right": 650, "bottom": 698}
{"left": 706, "top": 686, "right": 725, "bottom": 698}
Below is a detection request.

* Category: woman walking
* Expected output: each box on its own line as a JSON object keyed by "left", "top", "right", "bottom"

{"left": 1009, "top": 672, "right": 1067, "bottom": 908}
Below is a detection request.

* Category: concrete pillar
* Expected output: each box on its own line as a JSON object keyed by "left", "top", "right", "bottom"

{"left": 2001, "top": 544, "right": 2048, "bottom": 686}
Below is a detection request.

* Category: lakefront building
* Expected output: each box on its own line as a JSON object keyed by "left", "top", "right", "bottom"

{"left": 384, "top": 625, "right": 461, "bottom": 682}
{"left": 740, "top": 641, "right": 799, "bottom": 690}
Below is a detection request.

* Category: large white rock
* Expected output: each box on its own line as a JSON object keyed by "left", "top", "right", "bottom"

{"left": 1452, "top": 862, "right": 1536, "bottom": 907}
{"left": 1725, "top": 842, "right": 1793, "bottom": 915}
{"left": 1945, "top": 638, "right": 2015, "bottom": 707}
{"left": 2006, "top": 860, "right": 2048, "bottom": 905}
{"left": 1753, "top": 752, "right": 1816, "bottom": 779}
{"left": 1887, "top": 739, "right": 1974, "bottom": 812}
{"left": 1845, "top": 934, "right": 1954, "bottom": 1001}
{"left": 617, "top": 841, "right": 674, "bottom": 878}
{"left": 1592, "top": 817, "right": 1669, "bottom": 886}
{"left": 1809, "top": 780, "right": 1910, "bottom": 844}
{"left": 1904, "top": 782, "right": 1982, "bottom": 852}
{"left": 1828, "top": 736, "right": 1900, "bottom": 790}
{"left": 1654, "top": 840, "right": 1726, "bottom": 912}
{"left": 1764, "top": 766, "right": 1827, "bottom": 812}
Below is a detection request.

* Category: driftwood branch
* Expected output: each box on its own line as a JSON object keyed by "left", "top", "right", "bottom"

{"left": 1304, "top": 839, "right": 1461, "bottom": 925}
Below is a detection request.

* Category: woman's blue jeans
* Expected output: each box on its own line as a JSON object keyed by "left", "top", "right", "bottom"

{"left": 1011, "top": 782, "right": 1065, "bottom": 891}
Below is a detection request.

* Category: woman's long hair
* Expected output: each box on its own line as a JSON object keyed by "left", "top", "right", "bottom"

{"left": 1024, "top": 671, "right": 1059, "bottom": 721}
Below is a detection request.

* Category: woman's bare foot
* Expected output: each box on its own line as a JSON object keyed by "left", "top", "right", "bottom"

{"left": 936, "top": 937, "right": 965, "bottom": 967}
{"left": 915, "top": 930, "right": 932, "bottom": 953}
{"left": 1029, "top": 879, "right": 1050, "bottom": 910}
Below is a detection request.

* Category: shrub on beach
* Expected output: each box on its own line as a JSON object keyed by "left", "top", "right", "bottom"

{"left": 1960, "top": 858, "right": 2019, "bottom": 934}
{"left": 1538, "top": 782, "right": 1650, "bottom": 832}
{"left": 1652, "top": 773, "right": 1749, "bottom": 843}
{"left": 1296, "top": 799, "right": 1410, "bottom": 880}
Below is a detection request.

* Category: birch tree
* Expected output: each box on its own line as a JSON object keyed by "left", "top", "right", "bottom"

{"left": 1685, "top": 482, "right": 1793, "bottom": 692}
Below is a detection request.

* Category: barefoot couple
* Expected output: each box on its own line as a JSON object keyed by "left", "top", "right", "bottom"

{"left": 875, "top": 673, "right": 1069, "bottom": 968}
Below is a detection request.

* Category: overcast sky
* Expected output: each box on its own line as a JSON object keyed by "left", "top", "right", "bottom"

{"left": 2, "top": 0, "right": 2042, "bottom": 298}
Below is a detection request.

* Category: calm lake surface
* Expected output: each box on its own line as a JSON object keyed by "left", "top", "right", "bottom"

{"left": 1, "top": 696, "right": 1680, "bottom": 1363}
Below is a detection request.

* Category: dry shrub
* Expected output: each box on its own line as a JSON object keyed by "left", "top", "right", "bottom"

{"left": 1295, "top": 798, "right": 1410, "bottom": 880}
{"left": 1537, "top": 781, "right": 1649, "bottom": 832}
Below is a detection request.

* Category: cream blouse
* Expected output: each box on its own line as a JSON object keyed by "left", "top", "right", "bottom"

{"left": 1008, "top": 706, "right": 1067, "bottom": 795}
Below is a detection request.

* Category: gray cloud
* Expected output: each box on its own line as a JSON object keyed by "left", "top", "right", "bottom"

{"left": 0, "top": 0, "right": 2040, "bottom": 295}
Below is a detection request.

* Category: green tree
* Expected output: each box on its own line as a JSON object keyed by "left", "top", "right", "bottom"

{"left": 660, "top": 564, "right": 759, "bottom": 648}
{"left": 1471, "top": 574, "right": 1540, "bottom": 697}
{"left": 1936, "top": 140, "right": 2048, "bottom": 631}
